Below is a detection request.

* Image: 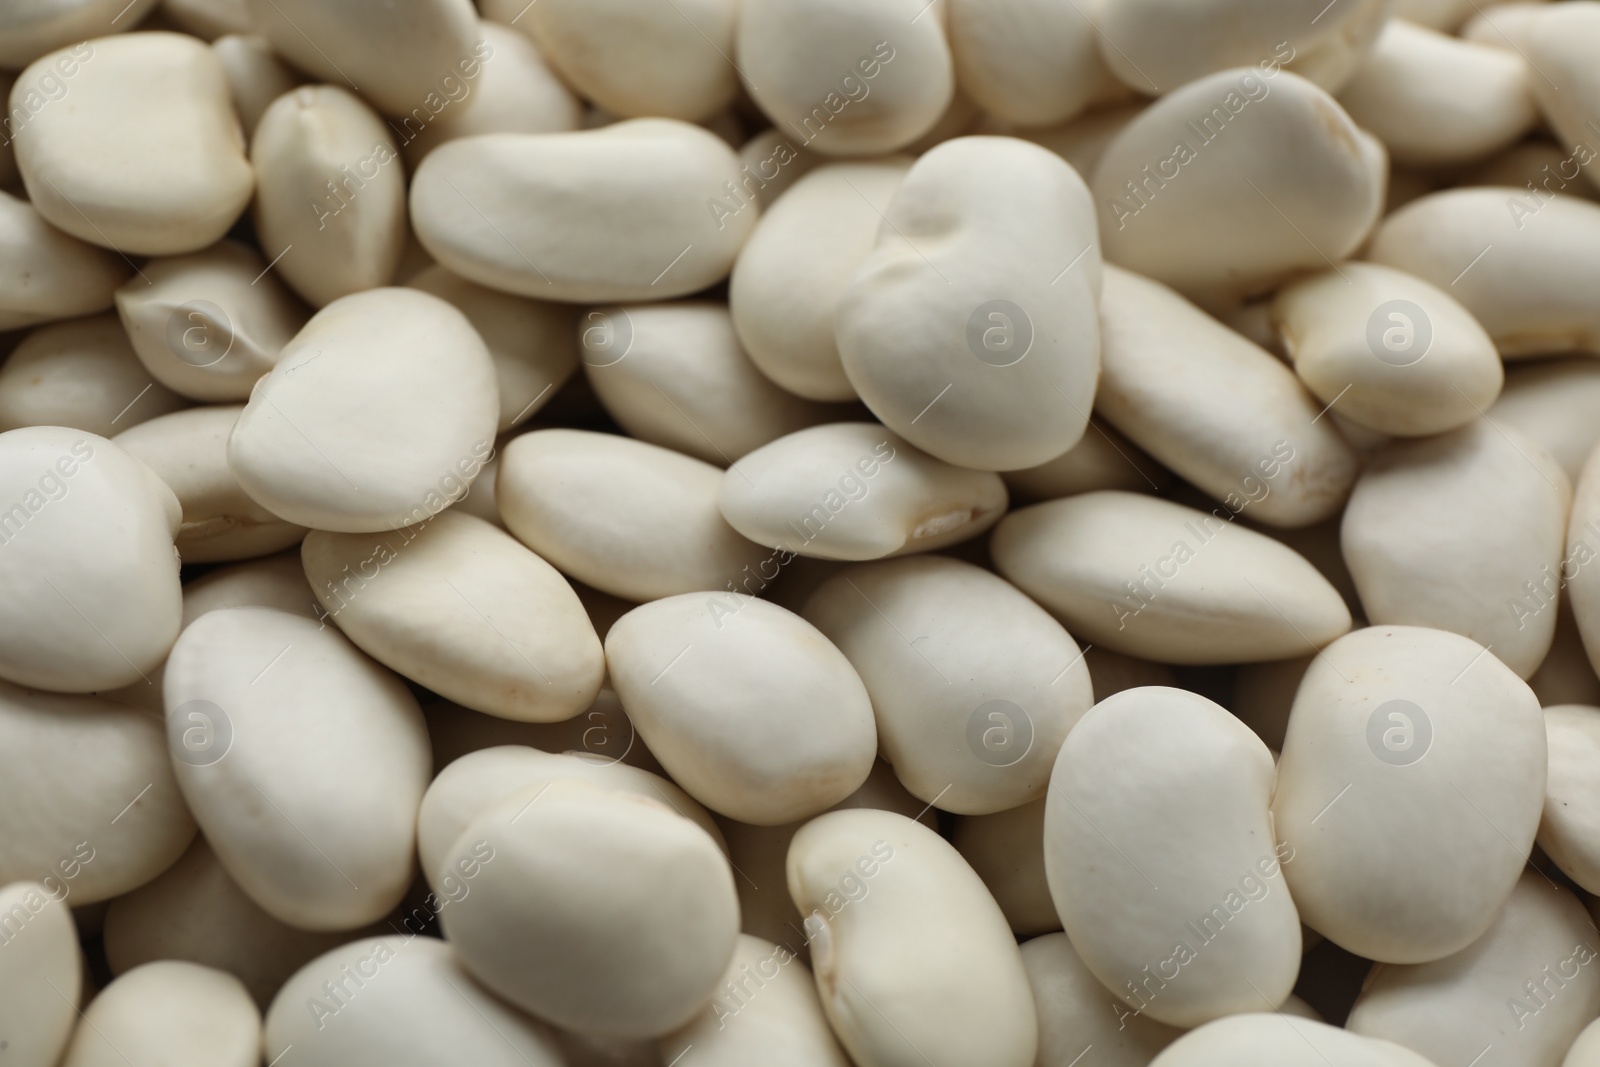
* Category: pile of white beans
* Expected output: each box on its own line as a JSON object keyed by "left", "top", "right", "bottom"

{"left": 5, "top": 0, "right": 1600, "bottom": 1063}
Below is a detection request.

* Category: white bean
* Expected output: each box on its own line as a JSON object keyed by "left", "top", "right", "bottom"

{"left": 1273, "top": 625, "right": 1546, "bottom": 962}
{"left": 115, "top": 405, "right": 307, "bottom": 563}
{"left": 0, "top": 427, "right": 182, "bottom": 691}
{"left": 992, "top": 490, "right": 1351, "bottom": 663}
{"left": 1347, "top": 870, "right": 1600, "bottom": 1067}
{"left": 836, "top": 135, "right": 1102, "bottom": 470}
{"left": 606, "top": 593, "right": 877, "bottom": 824}
{"left": 410, "top": 119, "right": 756, "bottom": 301}
{"left": 264, "top": 935, "right": 567, "bottom": 1067}
{"left": 57, "top": 961, "right": 259, "bottom": 1067}
{"left": 1342, "top": 420, "right": 1569, "bottom": 678}
{"left": 11, "top": 33, "right": 252, "bottom": 255}
{"left": 720, "top": 423, "right": 1007, "bottom": 561}
{"left": 303, "top": 510, "right": 603, "bottom": 723}
{"left": 1045, "top": 685, "right": 1301, "bottom": 1027}
{"left": 0, "top": 881, "right": 80, "bottom": 1067}
{"left": 438, "top": 778, "right": 739, "bottom": 1037}
{"left": 162, "top": 606, "right": 431, "bottom": 930}
{"left": 787, "top": 808, "right": 1036, "bottom": 1067}
{"left": 497, "top": 428, "right": 768, "bottom": 602}
{"left": 803, "top": 555, "right": 1091, "bottom": 813}
{"left": 227, "top": 287, "right": 499, "bottom": 533}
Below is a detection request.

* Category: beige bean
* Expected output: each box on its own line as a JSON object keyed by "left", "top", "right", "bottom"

{"left": 1366, "top": 188, "right": 1600, "bottom": 357}
{"left": 1001, "top": 418, "right": 1166, "bottom": 503}
{"left": 304, "top": 510, "right": 601, "bottom": 722}
{"left": 408, "top": 265, "right": 575, "bottom": 432}
{"left": 803, "top": 555, "right": 1091, "bottom": 814}
{"left": 0, "top": 427, "right": 182, "bottom": 691}
{"left": 1491, "top": 359, "right": 1600, "bottom": 484}
{"left": 583, "top": 302, "right": 841, "bottom": 464}
{"left": 1571, "top": 1020, "right": 1600, "bottom": 1067}
{"left": 951, "top": 799, "right": 1057, "bottom": 936}
{"left": 1531, "top": 604, "right": 1600, "bottom": 709}
{"left": 507, "top": 0, "right": 738, "bottom": 122}
{"left": 0, "top": 313, "right": 186, "bottom": 435}
{"left": 1273, "top": 261, "right": 1504, "bottom": 437}
{"left": 720, "top": 423, "right": 1006, "bottom": 561}
{"left": 992, "top": 490, "right": 1351, "bottom": 664}
{"left": 180, "top": 549, "right": 318, "bottom": 629}
{"left": 1022, "top": 933, "right": 1183, "bottom": 1067}
{"left": 1094, "top": 0, "right": 1387, "bottom": 95}
{"left": 1007, "top": 102, "right": 1144, "bottom": 183}
{"left": 1149, "top": 1013, "right": 1442, "bottom": 1066}
{"left": 1347, "top": 871, "right": 1600, "bottom": 1066}
{"left": 102, "top": 835, "right": 349, "bottom": 1008}
{"left": 1273, "top": 625, "right": 1545, "bottom": 962}
{"left": 606, "top": 593, "right": 877, "bottom": 824}
{"left": 729, "top": 158, "right": 910, "bottom": 401}
{"left": 787, "top": 808, "right": 1036, "bottom": 1067}
{"left": 1046, "top": 686, "right": 1301, "bottom": 1027}
{"left": 164, "top": 0, "right": 250, "bottom": 40}
{"left": 439, "top": 779, "right": 740, "bottom": 1037}
{"left": 264, "top": 936, "right": 567, "bottom": 1066}
{"left": 1528, "top": 3, "right": 1600, "bottom": 195}
{"left": 1570, "top": 444, "right": 1600, "bottom": 681}
{"left": 228, "top": 287, "right": 499, "bottom": 533}
{"left": 416, "top": 745, "right": 724, "bottom": 889}
{"left": 497, "top": 428, "right": 768, "bottom": 602}
{"left": 1099, "top": 265, "right": 1358, "bottom": 526}
{"left": 0, "top": 0, "right": 160, "bottom": 70}
{"left": 1337, "top": 19, "right": 1538, "bottom": 167}
{"left": 737, "top": 0, "right": 954, "bottom": 156}
{"left": 660, "top": 934, "right": 852, "bottom": 1067}
{"left": 163, "top": 606, "right": 432, "bottom": 930}
{"left": 1093, "top": 69, "right": 1383, "bottom": 308}
{"left": 0, "top": 681, "right": 194, "bottom": 903}
{"left": 242, "top": 0, "right": 483, "bottom": 117}
{"left": 210, "top": 34, "right": 299, "bottom": 137}
{"left": 116, "top": 405, "right": 307, "bottom": 563}
{"left": 12, "top": 33, "right": 252, "bottom": 255}
{"left": 252, "top": 85, "right": 408, "bottom": 307}
{"left": 398, "top": 21, "right": 582, "bottom": 168}
{"left": 1540, "top": 705, "right": 1600, "bottom": 894}
{"left": 946, "top": 0, "right": 1115, "bottom": 127}
{"left": 58, "top": 961, "right": 259, "bottom": 1067}
{"left": 1342, "top": 420, "right": 1570, "bottom": 679}
{"left": 837, "top": 136, "right": 1102, "bottom": 470}
{"left": 410, "top": 119, "right": 756, "bottom": 301}
{"left": 114, "top": 240, "right": 309, "bottom": 403}
{"left": 733, "top": 128, "right": 823, "bottom": 211}
{"left": 1463, "top": 2, "right": 1551, "bottom": 52}
{"left": 0, "top": 188, "right": 130, "bottom": 330}
{"left": 0, "top": 881, "right": 80, "bottom": 1067}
